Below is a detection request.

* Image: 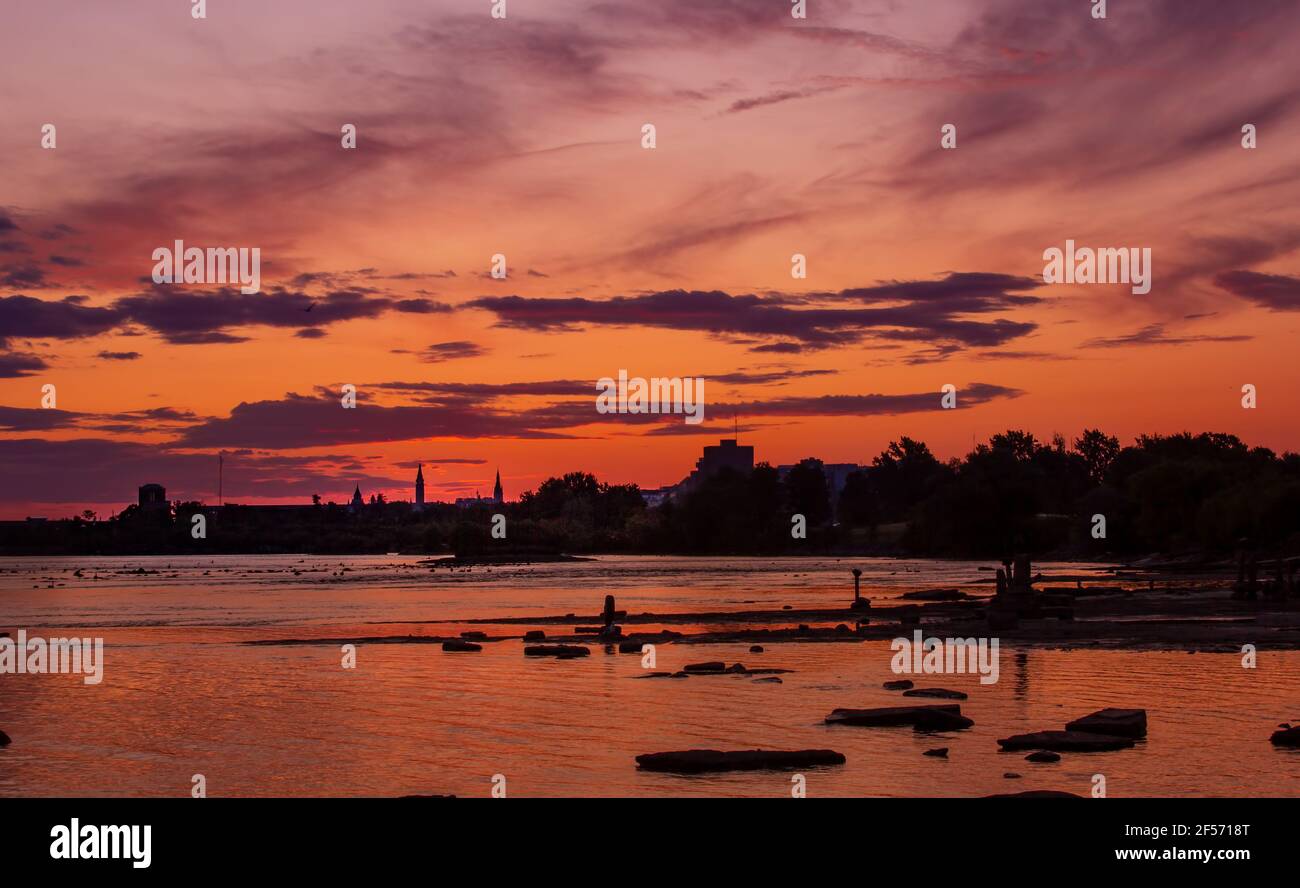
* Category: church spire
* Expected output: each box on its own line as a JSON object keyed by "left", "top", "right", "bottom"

{"left": 414, "top": 463, "right": 425, "bottom": 510}
{"left": 493, "top": 468, "right": 503, "bottom": 504}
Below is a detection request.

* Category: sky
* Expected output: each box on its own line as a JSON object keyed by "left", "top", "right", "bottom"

{"left": 2, "top": 0, "right": 1299, "bottom": 518}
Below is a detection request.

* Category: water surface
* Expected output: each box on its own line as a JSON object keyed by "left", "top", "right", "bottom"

{"left": 1, "top": 555, "right": 1295, "bottom": 797}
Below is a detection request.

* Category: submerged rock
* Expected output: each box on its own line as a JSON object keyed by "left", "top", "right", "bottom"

{"left": 903, "top": 687, "right": 969, "bottom": 700}
{"left": 924, "top": 747, "right": 949, "bottom": 758}
{"left": 826, "top": 704, "right": 972, "bottom": 730}
{"left": 523, "top": 630, "right": 546, "bottom": 641}
{"left": 1025, "top": 751, "right": 1062, "bottom": 763}
{"left": 749, "top": 645, "right": 764, "bottom": 653}
{"left": 683, "top": 661, "right": 727, "bottom": 674}
{"left": 618, "top": 640, "right": 645, "bottom": 653}
{"left": 635, "top": 749, "right": 846, "bottom": 774}
{"left": 983, "top": 790, "right": 1084, "bottom": 799}
{"left": 0, "top": 730, "right": 9, "bottom": 746}
{"left": 1065, "top": 708, "right": 1147, "bottom": 738}
{"left": 997, "top": 730, "right": 1135, "bottom": 752}
{"left": 524, "top": 644, "right": 590, "bottom": 658}
{"left": 912, "top": 708, "right": 975, "bottom": 731}
{"left": 1003, "top": 772, "right": 1022, "bottom": 779}
{"left": 460, "top": 631, "right": 487, "bottom": 641}
{"left": 753, "top": 676, "right": 783, "bottom": 684}
{"left": 883, "top": 679, "right": 915, "bottom": 691}
{"left": 1270, "top": 725, "right": 1300, "bottom": 747}
{"left": 442, "top": 640, "right": 482, "bottom": 652}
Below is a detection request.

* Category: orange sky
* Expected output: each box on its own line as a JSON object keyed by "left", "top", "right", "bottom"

{"left": 2, "top": 0, "right": 1299, "bottom": 518}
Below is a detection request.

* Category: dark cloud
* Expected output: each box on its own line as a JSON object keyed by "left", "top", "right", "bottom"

{"left": 0, "top": 352, "right": 50, "bottom": 377}
{"left": 707, "top": 383, "right": 1023, "bottom": 420}
{"left": 175, "top": 392, "right": 581, "bottom": 449}
{"left": 1214, "top": 270, "right": 1300, "bottom": 310}
{"left": 726, "top": 88, "right": 840, "bottom": 114}
{"left": 1081, "top": 324, "right": 1252, "bottom": 349}
{"left": 168, "top": 374, "right": 1024, "bottom": 450}
{"left": 419, "top": 341, "right": 487, "bottom": 363}
{"left": 0, "top": 406, "right": 83, "bottom": 432}
{"left": 0, "top": 438, "right": 402, "bottom": 506}
{"left": 0, "top": 263, "right": 53, "bottom": 290}
{"left": 470, "top": 274, "right": 1040, "bottom": 353}
{"left": 101, "top": 285, "right": 451, "bottom": 345}
{"left": 96, "top": 350, "right": 142, "bottom": 361}
{"left": 0, "top": 294, "right": 122, "bottom": 345}
{"left": 707, "top": 369, "right": 837, "bottom": 386}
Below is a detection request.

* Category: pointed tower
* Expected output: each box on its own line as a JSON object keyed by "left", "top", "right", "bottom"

{"left": 493, "top": 469, "right": 503, "bottom": 504}
{"left": 414, "top": 464, "right": 425, "bottom": 511}
{"left": 350, "top": 484, "right": 364, "bottom": 513}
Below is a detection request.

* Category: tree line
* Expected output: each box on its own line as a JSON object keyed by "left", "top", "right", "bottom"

{"left": 4, "top": 430, "right": 1297, "bottom": 558}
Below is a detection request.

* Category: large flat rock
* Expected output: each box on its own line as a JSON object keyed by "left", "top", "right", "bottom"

{"left": 635, "top": 749, "right": 846, "bottom": 774}
{"left": 997, "top": 730, "right": 1135, "bottom": 752}
{"left": 523, "top": 644, "right": 590, "bottom": 658}
{"left": 982, "top": 790, "right": 1085, "bottom": 799}
{"left": 1270, "top": 725, "right": 1300, "bottom": 747}
{"left": 1065, "top": 708, "right": 1147, "bottom": 738}
{"left": 826, "top": 704, "right": 971, "bottom": 729}
{"left": 903, "top": 687, "right": 969, "bottom": 700}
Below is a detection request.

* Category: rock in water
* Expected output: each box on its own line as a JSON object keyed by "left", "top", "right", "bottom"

{"left": 0, "top": 730, "right": 9, "bottom": 746}
{"left": 1026, "top": 751, "right": 1062, "bottom": 763}
{"left": 912, "top": 708, "right": 975, "bottom": 731}
{"left": 883, "top": 679, "right": 914, "bottom": 691}
{"left": 903, "top": 687, "right": 968, "bottom": 700}
{"left": 683, "top": 661, "right": 727, "bottom": 674}
{"left": 523, "top": 630, "right": 546, "bottom": 641}
{"left": 442, "top": 640, "right": 482, "bottom": 652}
{"left": 924, "top": 747, "right": 949, "bottom": 758}
{"left": 635, "top": 749, "right": 845, "bottom": 774}
{"left": 524, "top": 645, "right": 590, "bottom": 658}
{"left": 997, "top": 731, "right": 1135, "bottom": 752}
{"left": 825, "top": 704, "right": 972, "bottom": 730}
{"left": 749, "top": 645, "right": 764, "bottom": 654}
{"left": 982, "top": 790, "right": 1084, "bottom": 799}
{"left": 1270, "top": 725, "right": 1300, "bottom": 747}
{"left": 1065, "top": 708, "right": 1147, "bottom": 738}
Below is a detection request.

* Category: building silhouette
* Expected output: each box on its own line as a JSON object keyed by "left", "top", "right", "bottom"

{"left": 678, "top": 439, "right": 754, "bottom": 493}
{"left": 414, "top": 465, "right": 425, "bottom": 512}
{"left": 138, "top": 483, "right": 168, "bottom": 512}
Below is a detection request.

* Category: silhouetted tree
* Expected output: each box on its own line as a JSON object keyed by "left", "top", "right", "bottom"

{"left": 783, "top": 459, "right": 831, "bottom": 528}
{"left": 1074, "top": 428, "right": 1120, "bottom": 484}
